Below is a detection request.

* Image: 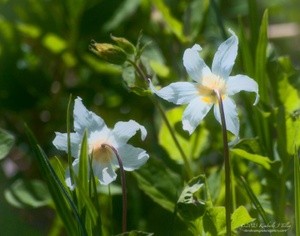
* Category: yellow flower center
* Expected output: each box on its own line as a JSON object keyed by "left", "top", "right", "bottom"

{"left": 198, "top": 74, "right": 226, "bottom": 104}
{"left": 91, "top": 142, "right": 114, "bottom": 164}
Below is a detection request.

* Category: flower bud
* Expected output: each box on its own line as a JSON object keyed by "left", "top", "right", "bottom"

{"left": 89, "top": 40, "right": 127, "bottom": 65}
{"left": 110, "top": 34, "right": 135, "bottom": 54}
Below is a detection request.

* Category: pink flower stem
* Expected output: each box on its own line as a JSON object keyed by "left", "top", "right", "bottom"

{"left": 102, "top": 144, "right": 127, "bottom": 233}
{"left": 214, "top": 90, "right": 231, "bottom": 236}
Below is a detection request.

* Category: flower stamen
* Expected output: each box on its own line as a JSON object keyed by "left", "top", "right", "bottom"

{"left": 198, "top": 74, "right": 226, "bottom": 104}
{"left": 92, "top": 142, "right": 114, "bottom": 164}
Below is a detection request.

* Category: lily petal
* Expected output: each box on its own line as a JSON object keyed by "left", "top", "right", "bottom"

{"left": 213, "top": 97, "right": 239, "bottom": 137}
{"left": 182, "top": 97, "right": 212, "bottom": 134}
{"left": 53, "top": 132, "right": 81, "bottom": 158}
{"left": 115, "top": 144, "right": 149, "bottom": 171}
{"left": 93, "top": 161, "right": 117, "bottom": 185}
{"left": 227, "top": 75, "right": 259, "bottom": 105}
{"left": 149, "top": 80, "right": 198, "bottom": 105}
{"left": 212, "top": 29, "right": 238, "bottom": 79}
{"left": 183, "top": 44, "right": 211, "bottom": 82}
{"left": 74, "top": 97, "right": 108, "bottom": 134}
{"left": 112, "top": 120, "right": 147, "bottom": 146}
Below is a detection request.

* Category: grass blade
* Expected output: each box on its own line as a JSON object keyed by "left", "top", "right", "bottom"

{"left": 25, "top": 124, "right": 87, "bottom": 236}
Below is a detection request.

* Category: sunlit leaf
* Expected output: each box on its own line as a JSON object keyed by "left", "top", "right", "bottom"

{"left": 294, "top": 147, "right": 300, "bottom": 235}
{"left": 159, "top": 107, "right": 208, "bottom": 163}
{"left": 231, "top": 206, "right": 255, "bottom": 231}
{"left": 4, "top": 179, "right": 51, "bottom": 208}
{"left": 42, "top": 33, "right": 67, "bottom": 54}
{"left": 152, "top": 0, "right": 187, "bottom": 42}
{"left": 0, "top": 128, "right": 15, "bottom": 160}
{"left": 203, "top": 206, "right": 225, "bottom": 235}
{"left": 177, "top": 175, "right": 206, "bottom": 221}
{"left": 149, "top": 60, "right": 170, "bottom": 78}
{"left": 231, "top": 148, "right": 273, "bottom": 170}
{"left": 277, "top": 59, "right": 300, "bottom": 154}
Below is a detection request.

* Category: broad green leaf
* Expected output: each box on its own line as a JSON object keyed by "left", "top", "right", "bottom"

{"left": 294, "top": 147, "right": 300, "bottom": 235}
{"left": 42, "top": 33, "right": 67, "bottom": 54}
{"left": 133, "top": 158, "right": 182, "bottom": 212}
{"left": 177, "top": 175, "right": 206, "bottom": 221}
{"left": 231, "top": 206, "right": 255, "bottom": 231}
{"left": 277, "top": 60, "right": 300, "bottom": 154}
{"left": 0, "top": 128, "right": 15, "bottom": 160}
{"left": 152, "top": 0, "right": 187, "bottom": 42}
{"left": 159, "top": 107, "right": 208, "bottom": 163}
{"left": 231, "top": 148, "right": 273, "bottom": 170}
{"left": 203, "top": 206, "right": 225, "bottom": 235}
{"left": 4, "top": 179, "right": 51, "bottom": 208}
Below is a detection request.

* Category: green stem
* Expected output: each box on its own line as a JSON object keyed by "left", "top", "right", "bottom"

{"left": 127, "top": 58, "right": 192, "bottom": 179}
{"left": 151, "top": 96, "right": 193, "bottom": 179}
{"left": 215, "top": 90, "right": 231, "bottom": 235}
{"left": 103, "top": 144, "right": 127, "bottom": 233}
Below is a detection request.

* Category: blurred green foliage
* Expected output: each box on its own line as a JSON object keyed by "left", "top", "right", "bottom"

{"left": 1, "top": 0, "right": 300, "bottom": 235}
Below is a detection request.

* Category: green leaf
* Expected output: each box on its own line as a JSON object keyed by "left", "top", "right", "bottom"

{"left": 133, "top": 158, "right": 182, "bottom": 212}
{"left": 78, "top": 130, "right": 89, "bottom": 194}
{"left": 0, "top": 128, "right": 15, "bottom": 160}
{"left": 231, "top": 206, "right": 255, "bottom": 231}
{"left": 42, "top": 33, "right": 67, "bottom": 54}
{"left": 203, "top": 206, "right": 225, "bottom": 235}
{"left": 231, "top": 148, "right": 273, "bottom": 170}
{"left": 17, "top": 23, "right": 41, "bottom": 38}
{"left": 116, "top": 230, "right": 154, "bottom": 236}
{"left": 255, "top": 9, "right": 269, "bottom": 103}
{"left": 177, "top": 175, "right": 206, "bottom": 221}
{"left": 121, "top": 61, "right": 150, "bottom": 96}
{"left": 4, "top": 179, "right": 51, "bottom": 208}
{"left": 277, "top": 61, "right": 300, "bottom": 154}
{"left": 295, "top": 147, "right": 300, "bottom": 235}
{"left": 103, "top": 0, "right": 141, "bottom": 32}
{"left": 25, "top": 125, "right": 87, "bottom": 236}
{"left": 159, "top": 107, "right": 208, "bottom": 163}
{"left": 239, "top": 177, "right": 269, "bottom": 224}
{"left": 183, "top": 0, "right": 209, "bottom": 41}
{"left": 149, "top": 60, "right": 170, "bottom": 78}
{"left": 152, "top": 0, "right": 187, "bottom": 42}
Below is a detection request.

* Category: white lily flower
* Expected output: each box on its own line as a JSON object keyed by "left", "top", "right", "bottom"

{"left": 150, "top": 30, "right": 259, "bottom": 138}
{"left": 53, "top": 97, "right": 149, "bottom": 187}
